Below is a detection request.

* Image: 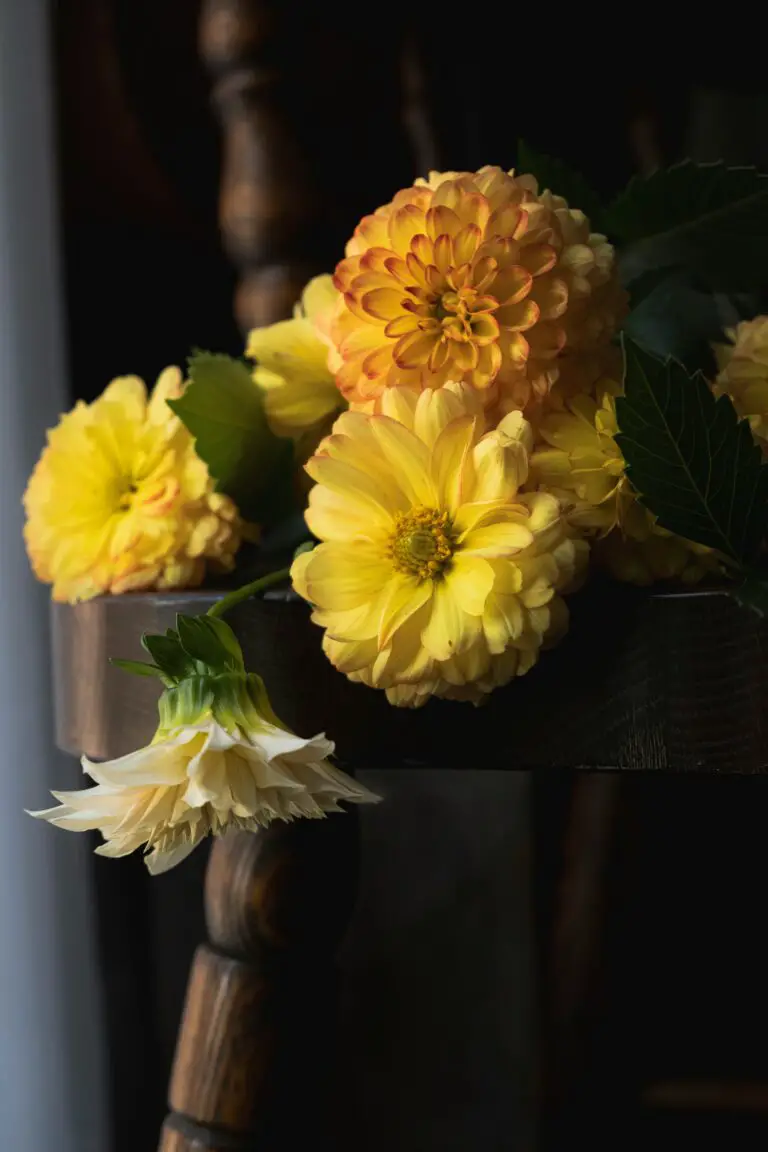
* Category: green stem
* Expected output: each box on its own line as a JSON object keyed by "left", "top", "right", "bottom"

{"left": 207, "top": 567, "right": 291, "bottom": 619}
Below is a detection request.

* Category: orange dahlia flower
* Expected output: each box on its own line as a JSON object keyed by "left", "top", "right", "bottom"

{"left": 331, "top": 166, "right": 625, "bottom": 413}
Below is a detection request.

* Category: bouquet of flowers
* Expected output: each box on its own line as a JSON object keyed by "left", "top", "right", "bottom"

{"left": 26, "top": 148, "right": 768, "bottom": 870}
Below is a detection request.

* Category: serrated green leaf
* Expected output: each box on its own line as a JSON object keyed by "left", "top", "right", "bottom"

{"left": 110, "top": 658, "right": 169, "bottom": 683}
{"left": 169, "top": 352, "right": 295, "bottom": 526}
{"left": 517, "top": 140, "right": 605, "bottom": 230}
{"left": 731, "top": 573, "right": 768, "bottom": 618}
{"left": 607, "top": 160, "right": 768, "bottom": 291}
{"left": 141, "top": 633, "right": 196, "bottom": 682}
{"left": 615, "top": 334, "right": 768, "bottom": 566}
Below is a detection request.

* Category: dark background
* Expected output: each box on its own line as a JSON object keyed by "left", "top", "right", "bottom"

{"left": 52, "top": 4, "right": 768, "bottom": 1148}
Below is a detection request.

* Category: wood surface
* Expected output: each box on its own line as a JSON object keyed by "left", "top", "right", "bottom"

{"left": 52, "top": 584, "right": 768, "bottom": 773}
{"left": 155, "top": 814, "right": 358, "bottom": 1150}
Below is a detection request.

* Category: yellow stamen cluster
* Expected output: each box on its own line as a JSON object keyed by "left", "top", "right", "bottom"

{"left": 388, "top": 507, "right": 454, "bottom": 579}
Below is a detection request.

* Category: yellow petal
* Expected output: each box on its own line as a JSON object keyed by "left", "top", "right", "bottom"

{"left": 421, "top": 580, "right": 477, "bottom": 661}
{"left": 446, "top": 554, "right": 494, "bottom": 615}
{"left": 431, "top": 415, "right": 478, "bottom": 514}
{"left": 462, "top": 520, "right": 533, "bottom": 557}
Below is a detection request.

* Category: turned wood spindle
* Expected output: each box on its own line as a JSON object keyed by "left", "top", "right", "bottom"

{"left": 158, "top": 814, "right": 360, "bottom": 1150}
{"left": 199, "top": 0, "right": 319, "bottom": 331}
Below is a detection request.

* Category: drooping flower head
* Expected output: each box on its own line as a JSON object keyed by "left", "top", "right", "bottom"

{"left": 246, "top": 274, "right": 345, "bottom": 446}
{"left": 291, "top": 382, "right": 587, "bottom": 707}
{"left": 24, "top": 368, "right": 255, "bottom": 603}
{"left": 714, "top": 316, "right": 768, "bottom": 452}
{"left": 331, "top": 166, "right": 625, "bottom": 415}
{"left": 531, "top": 382, "right": 720, "bottom": 584}
{"left": 30, "top": 615, "right": 377, "bottom": 872}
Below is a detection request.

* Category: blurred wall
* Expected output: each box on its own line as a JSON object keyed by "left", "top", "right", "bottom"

{"left": 0, "top": 2, "right": 108, "bottom": 1148}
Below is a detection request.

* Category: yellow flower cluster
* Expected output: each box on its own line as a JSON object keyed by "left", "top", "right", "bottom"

{"left": 530, "top": 383, "right": 719, "bottom": 585}
{"left": 24, "top": 368, "right": 255, "bottom": 603}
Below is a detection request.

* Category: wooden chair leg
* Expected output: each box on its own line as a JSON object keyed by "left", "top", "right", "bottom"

{"left": 157, "top": 812, "right": 359, "bottom": 1150}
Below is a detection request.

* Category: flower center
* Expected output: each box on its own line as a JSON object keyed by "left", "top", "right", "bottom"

{"left": 117, "top": 478, "right": 139, "bottom": 511}
{"left": 389, "top": 507, "right": 454, "bottom": 579}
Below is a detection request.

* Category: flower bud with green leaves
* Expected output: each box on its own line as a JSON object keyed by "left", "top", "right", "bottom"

{"left": 30, "top": 613, "right": 378, "bottom": 873}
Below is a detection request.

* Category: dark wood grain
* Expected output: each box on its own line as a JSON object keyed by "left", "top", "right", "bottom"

{"left": 52, "top": 585, "right": 768, "bottom": 773}
{"left": 155, "top": 813, "right": 357, "bottom": 1148}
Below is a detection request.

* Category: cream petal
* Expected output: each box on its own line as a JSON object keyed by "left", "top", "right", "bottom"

{"left": 84, "top": 731, "right": 199, "bottom": 788}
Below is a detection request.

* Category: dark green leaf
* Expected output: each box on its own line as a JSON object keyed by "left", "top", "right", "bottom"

{"left": 141, "top": 632, "right": 196, "bottom": 682}
{"left": 169, "top": 352, "right": 295, "bottom": 526}
{"left": 607, "top": 160, "right": 768, "bottom": 291}
{"left": 615, "top": 334, "right": 768, "bottom": 565}
{"left": 200, "top": 616, "right": 245, "bottom": 671}
{"left": 621, "top": 272, "right": 723, "bottom": 377}
{"left": 517, "top": 140, "right": 604, "bottom": 230}
{"left": 259, "top": 510, "right": 313, "bottom": 557}
{"left": 110, "top": 658, "right": 169, "bottom": 683}
{"left": 176, "top": 613, "right": 236, "bottom": 672}
{"left": 731, "top": 573, "right": 768, "bottom": 618}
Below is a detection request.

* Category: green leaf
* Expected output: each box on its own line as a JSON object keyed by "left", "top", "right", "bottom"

{"left": 607, "top": 160, "right": 768, "bottom": 291}
{"left": 141, "top": 632, "right": 196, "bottom": 682}
{"left": 174, "top": 614, "right": 232, "bottom": 673}
{"left": 731, "top": 573, "right": 768, "bottom": 618}
{"left": 199, "top": 616, "right": 245, "bottom": 671}
{"left": 169, "top": 352, "right": 295, "bottom": 526}
{"left": 621, "top": 272, "right": 723, "bottom": 377}
{"left": 110, "top": 658, "right": 169, "bottom": 683}
{"left": 615, "top": 334, "right": 768, "bottom": 565}
{"left": 517, "top": 140, "right": 605, "bottom": 230}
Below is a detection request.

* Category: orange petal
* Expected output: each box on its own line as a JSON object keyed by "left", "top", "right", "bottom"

{"left": 507, "top": 332, "right": 530, "bottom": 365}
{"left": 492, "top": 266, "right": 533, "bottom": 305}
{"left": 406, "top": 250, "right": 431, "bottom": 289}
{"left": 433, "top": 233, "right": 453, "bottom": 276}
{"left": 394, "top": 329, "right": 438, "bottom": 369}
{"left": 426, "top": 205, "right": 462, "bottom": 241}
{"left": 384, "top": 314, "right": 419, "bottom": 338}
{"left": 527, "top": 323, "right": 566, "bottom": 359}
{"left": 384, "top": 254, "right": 412, "bottom": 284}
{"left": 361, "top": 287, "right": 406, "bottom": 321}
{"left": 519, "top": 243, "right": 557, "bottom": 277}
{"left": 530, "top": 277, "right": 569, "bottom": 319}
{"left": 471, "top": 255, "right": 499, "bottom": 292}
{"left": 453, "top": 224, "right": 482, "bottom": 265}
{"left": 459, "top": 192, "right": 490, "bottom": 234}
{"left": 411, "top": 234, "right": 432, "bottom": 264}
{"left": 432, "top": 181, "right": 463, "bottom": 212}
{"left": 496, "top": 299, "right": 540, "bottom": 332}
{"left": 390, "top": 204, "right": 426, "bottom": 252}
{"left": 428, "top": 338, "right": 450, "bottom": 372}
{"left": 467, "top": 294, "right": 498, "bottom": 314}
{"left": 362, "top": 344, "right": 394, "bottom": 379}
{"left": 470, "top": 313, "right": 500, "bottom": 346}
{"left": 451, "top": 340, "right": 479, "bottom": 372}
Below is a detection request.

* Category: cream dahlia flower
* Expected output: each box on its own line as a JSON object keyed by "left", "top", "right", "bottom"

{"left": 291, "top": 382, "right": 587, "bottom": 707}
{"left": 531, "top": 383, "right": 720, "bottom": 585}
{"left": 31, "top": 621, "right": 378, "bottom": 872}
{"left": 331, "top": 166, "right": 625, "bottom": 414}
{"left": 246, "top": 274, "right": 345, "bottom": 443}
{"left": 714, "top": 316, "right": 768, "bottom": 452}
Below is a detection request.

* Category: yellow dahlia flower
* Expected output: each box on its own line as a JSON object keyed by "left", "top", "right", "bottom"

{"left": 531, "top": 384, "right": 719, "bottom": 585}
{"left": 291, "top": 382, "right": 587, "bottom": 707}
{"left": 714, "top": 317, "right": 768, "bottom": 451}
{"left": 24, "top": 368, "right": 255, "bottom": 603}
{"left": 246, "top": 274, "right": 345, "bottom": 442}
{"left": 331, "top": 166, "right": 625, "bottom": 414}
{"left": 31, "top": 656, "right": 378, "bottom": 873}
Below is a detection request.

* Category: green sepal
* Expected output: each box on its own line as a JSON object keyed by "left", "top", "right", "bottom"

{"left": 110, "top": 658, "right": 171, "bottom": 685}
